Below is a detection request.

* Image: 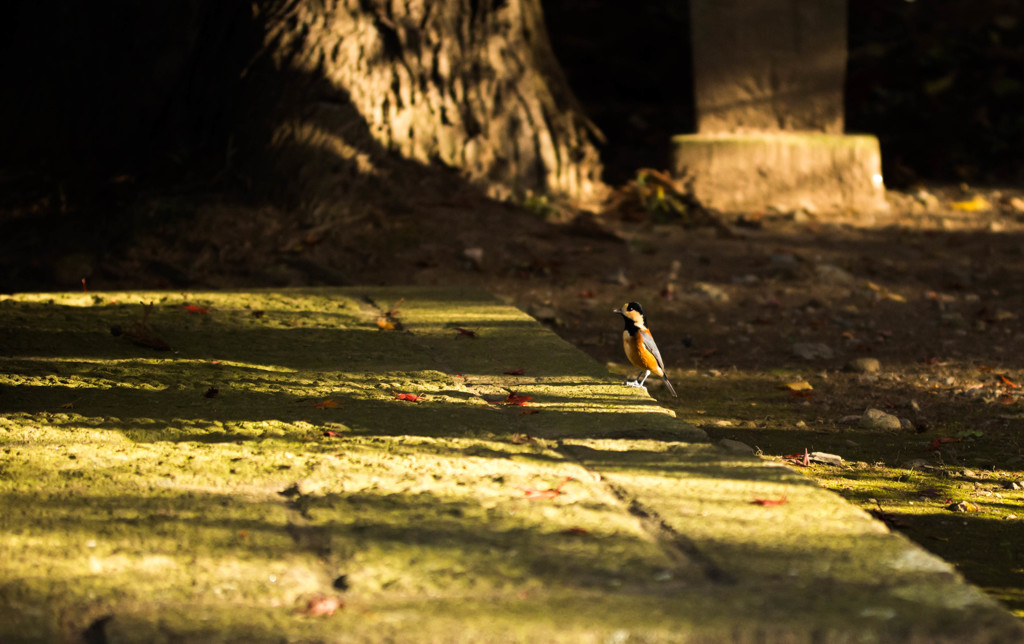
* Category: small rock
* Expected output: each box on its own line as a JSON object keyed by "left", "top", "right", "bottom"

{"left": 792, "top": 342, "right": 834, "bottom": 360}
{"left": 915, "top": 189, "right": 941, "bottom": 210}
{"left": 839, "top": 415, "right": 862, "bottom": 424}
{"left": 1006, "top": 514, "right": 1019, "bottom": 520}
{"left": 1009, "top": 196, "right": 1024, "bottom": 213}
{"left": 1004, "top": 481, "right": 1022, "bottom": 491}
{"left": 961, "top": 469, "right": 978, "bottom": 478}
{"left": 947, "top": 501, "right": 980, "bottom": 513}
{"left": 693, "top": 282, "right": 730, "bottom": 303}
{"left": 844, "top": 357, "right": 881, "bottom": 374}
{"left": 814, "top": 263, "right": 856, "bottom": 285}
{"left": 769, "top": 253, "right": 798, "bottom": 266}
{"left": 605, "top": 268, "right": 630, "bottom": 286}
{"left": 899, "top": 417, "right": 914, "bottom": 431}
{"left": 808, "top": 451, "right": 843, "bottom": 466}
{"left": 463, "top": 247, "right": 484, "bottom": 270}
{"left": 718, "top": 438, "right": 754, "bottom": 455}
{"left": 901, "top": 459, "right": 932, "bottom": 470}
{"left": 860, "top": 408, "right": 902, "bottom": 431}
{"left": 732, "top": 274, "right": 760, "bottom": 286}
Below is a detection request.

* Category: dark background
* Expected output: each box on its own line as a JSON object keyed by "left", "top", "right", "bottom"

{"left": 2, "top": 1, "right": 1022, "bottom": 192}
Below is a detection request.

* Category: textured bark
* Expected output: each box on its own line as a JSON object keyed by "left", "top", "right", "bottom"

{"left": 258, "top": 0, "right": 606, "bottom": 208}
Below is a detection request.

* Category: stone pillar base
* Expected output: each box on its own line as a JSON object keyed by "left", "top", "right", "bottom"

{"left": 671, "top": 132, "right": 887, "bottom": 214}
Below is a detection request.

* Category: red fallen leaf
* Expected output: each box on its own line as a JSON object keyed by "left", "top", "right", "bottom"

{"left": 978, "top": 365, "right": 994, "bottom": 372}
{"left": 210, "top": 360, "right": 222, "bottom": 365}
{"left": 562, "top": 527, "right": 591, "bottom": 536}
{"left": 922, "top": 356, "right": 941, "bottom": 365}
{"left": 394, "top": 393, "right": 424, "bottom": 402}
{"left": 494, "top": 392, "right": 532, "bottom": 406}
{"left": 314, "top": 399, "right": 340, "bottom": 409}
{"left": 927, "top": 437, "right": 961, "bottom": 450}
{"left": 383, "top": 297, "right": 405, "bottom": 318}
{"left": 751, "top": 497, "right": 788, "bottom": 507}
{"left": 784, "top": 449, "right": 811, "bottom": 467}
{"left": 504, "top": 368, "right": 525, "bottom": 375}
{"left": 999, "top": 374, "right": 1020, "bottom": 389}
{"left": 579, "top": 289, "right": 595, "bottom": 299}
{"left": 455, "top": 327, "right": 477, "bottom": 339}
{"left": 322, "top": 430, "right": 342, "bottom": 438}
{"left": 789, "top": 390, "right": 813, "bottom": 400}
{"left": 520, "top": 476, "right": 572, "bottom": 500}
{"left": 304, "top": 595, "right": 344, "bottom": 617}
{"left": 183, "top": 304, "right": 208, "bottom": 314}
{"left": 999, "top": 395, "right": 1016, "bottom": 405}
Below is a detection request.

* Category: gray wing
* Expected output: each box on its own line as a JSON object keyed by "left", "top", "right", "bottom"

{"left": 641, "top": 330, "right": 666, "bottom": 373}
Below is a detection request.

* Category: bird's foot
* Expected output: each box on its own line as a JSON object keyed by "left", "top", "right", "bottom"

{"left": 623, "top": 380, "right": 647, "bottom": 389}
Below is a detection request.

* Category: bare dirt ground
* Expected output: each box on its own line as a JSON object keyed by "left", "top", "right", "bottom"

{"left": 5, "top": 180, "right": 1024, "bottom": 616}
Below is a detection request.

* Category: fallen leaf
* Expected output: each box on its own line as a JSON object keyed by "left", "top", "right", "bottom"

{"left": 511, "top": 433, "right": 537, "bottom": 444}
{"left": 394, "top": 393, "right": 424, "bottom": 402}
{"left": 314, "top": 399, "right": 340, "bottom": 409}
{"left": 455, "top": 327, "right": 477, "bottom": 339}
{"left": 304, "top": 595, "right": 344, "bottom": 617}
{"left": 322, "top": 430, "right": 342, "bottom": 438}
{"left": 951, "top": 195, "right": 991, "bottom": 211}
{"left": 504, "top": 368, "right": 525, "bottom": 375}
{"left": 927, "top": 437, "right": 961, "bottom": 450}
{"left": 60, "top": 402, "right": 74, "bottom": 409}
{"left": 561, "top": 527, "right": 591, "bottom": 536}
{"left": 520, "top": 476, "right": 572, "bottom": 500}
{"left": 978, "top": 365, "right": 993, "bottom": 372}
{"left": 751, "top": 497, "right": 788, "bottom": 507}
{"left": 947, "top": 500, "right": 981, "bottom": 513}
{"left": 491, "top": 392, "right": 532, "bottom": 406}
{"left": 183, "top": 304, "right": 208, "bottom": 314}
{"left": 999, "top": 374, "right": 1019, "bottom": 389}
{"left": 383, "top": 298, "right": 405, "bottom": 318}
{"left": 784, "top": 449, "right": 811, "bottom": 467}
{"left": 779, "top": 381, "right": 813, "bottom": 391}
{"left": 376, "top": 317, "right": 398, "bottom": 331}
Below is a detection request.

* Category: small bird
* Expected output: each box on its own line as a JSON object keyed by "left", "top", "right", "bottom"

{"left": 614, "top": 301, "right": 677, "bottom": 397}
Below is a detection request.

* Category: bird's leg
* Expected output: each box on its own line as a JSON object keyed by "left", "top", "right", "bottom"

{"left": 637, "top": 370, "right": 651, "bottom": 387}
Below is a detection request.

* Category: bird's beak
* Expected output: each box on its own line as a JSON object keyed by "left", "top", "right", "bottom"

{"left": 612, "top": 308, "right": 621, "bottom": 314}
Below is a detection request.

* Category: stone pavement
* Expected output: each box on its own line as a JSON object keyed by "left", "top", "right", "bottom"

{"left": 1, "top": 287, "right": 1022, "bottom": 643}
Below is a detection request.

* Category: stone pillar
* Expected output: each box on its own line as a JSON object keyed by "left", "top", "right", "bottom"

{"left": 673, "top": 0, "right": 887, "bottom": 213}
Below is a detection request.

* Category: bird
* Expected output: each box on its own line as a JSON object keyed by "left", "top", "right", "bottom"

{"left": 614, "top": 301, "right": 677, "bottom": 397}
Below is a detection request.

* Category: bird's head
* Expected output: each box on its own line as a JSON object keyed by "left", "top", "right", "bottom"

{"left": 613, "top": 301, "right": 646, "bottom": 327}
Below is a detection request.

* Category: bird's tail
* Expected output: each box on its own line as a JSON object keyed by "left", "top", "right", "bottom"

{"left": 663, "top": 377, "right": 677, "bottom": 397}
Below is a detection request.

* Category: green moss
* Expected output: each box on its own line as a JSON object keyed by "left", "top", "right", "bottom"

{"left": 0, "top": 288, "right": 1019, "bottom": 642}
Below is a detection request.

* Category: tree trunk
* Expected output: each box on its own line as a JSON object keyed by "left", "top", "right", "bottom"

{"left": 256, "top": 0, "right": 606, "bottom": 209}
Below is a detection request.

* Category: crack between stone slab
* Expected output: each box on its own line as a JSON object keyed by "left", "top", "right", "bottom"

{"left": 560, "top": 445, "right": 735, "bottom": 586}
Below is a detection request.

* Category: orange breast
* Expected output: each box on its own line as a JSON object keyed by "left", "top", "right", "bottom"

{"left": 622, "top": 331, "right": 662, "bottom": 374}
